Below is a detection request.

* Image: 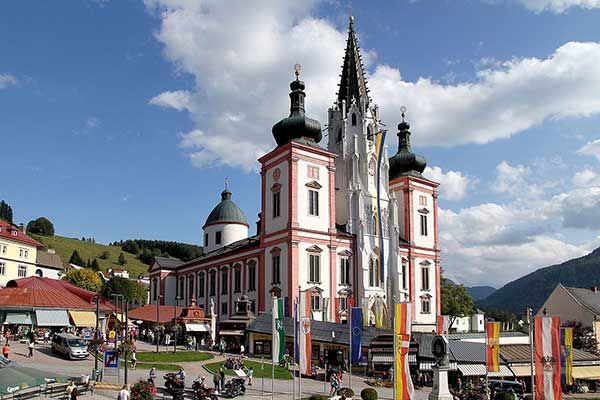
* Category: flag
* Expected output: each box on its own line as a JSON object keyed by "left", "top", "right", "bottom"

{"left": 375, "top": 130, "right": 387, "bottom": 283}
{"left": 560, "top": 327, "right": 573, "bottom": 386}
{"left": 351, "top": 307, "right": 362, "bottom": 364}
{"left": 293, "top": 300, "right": 299, "bottom": 364}
{"left": 437, "top": 315, "right": 449, "bottom": 336}
{"left": 298, "top": 290, "right": 312, "bottom": 375}
{"left": 535, "top": 316, "right": 562, "bottom": 400}
{"left": 272, "top": 297, "right": 285, "bottom": 364}
{"left": 486, "top": 321, "right": 501, "bottom": 373}
{"left": 394, "top": 303, "right": 414, "bottom": 400}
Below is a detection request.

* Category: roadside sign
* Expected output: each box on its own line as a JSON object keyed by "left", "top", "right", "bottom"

{"left": 108, "top": 330, "right": 116, "bottom": 340}
{"left": 104, "top": 350, "right": 118, "bottom": 369}
{"left": 83, "top": 329, "right": 92, "bottom": 340}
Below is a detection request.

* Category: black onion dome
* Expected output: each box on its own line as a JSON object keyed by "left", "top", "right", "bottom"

{"left": 389, "top": 119, "right": 427, "bottom": 180}
{"left": 272, "top": 76, "right": 322, "bottom": 147}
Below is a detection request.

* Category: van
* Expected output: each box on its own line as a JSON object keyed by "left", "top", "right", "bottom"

{"left": 488, "top": 379, "right": 524, "bottom": 398}
{"left": 51, "top": 333, "right": 89, "bottom": 360}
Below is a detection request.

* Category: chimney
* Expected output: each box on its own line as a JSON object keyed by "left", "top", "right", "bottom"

{"left": 592, "top": 287, "right": 598, "bottom": 293}
{"left": 19, "top": 223, "right": 25, "bottom": 233}
{"left": 256, "top": 213, "right": 261, "bottom": 235}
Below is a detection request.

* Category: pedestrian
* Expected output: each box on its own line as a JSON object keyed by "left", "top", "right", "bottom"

{"left": 148, "top": 367, "right": 157, "bottom": 386}
{"left": 70, "top": 385, "right": 79, "bottom": 400}
{"left": 66, "top": 381, "right": 76, "bottom": 398}
{"left": 5, "top": 330, "right": 10, "bottom": 342}
{"left": 219, "top": 367, "right": 225, "bottom": 391}
{"left": 247, "top": 366, "right": 253, "bottom": 386}
{"left": 118, "top": 384, "right": 130, "bottom": 400}
{"left": 28, "top": 339, "right": 34, "bottom": 357}
{"left": 2, "top": 342, "right": 9, "bottom": 359}
{"left": 213, "top": 370, "right": 221, "bottom": 392}
{"left": 329, "top": 373, "right": 338, "bottom": 397}
{"left": 240, "top": 343, "right": 245, "bottom": 358}
{"left": 177, "top": 367, "right": 187, "bottom": 385}
{"left": 130, "top": 349, "right": 137, "bottom": 369}
{"left": 43, "top": 330, "right": 50, "bottom": 345}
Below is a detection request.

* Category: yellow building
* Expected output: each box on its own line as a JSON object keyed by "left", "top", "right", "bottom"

{"left": 0, "top": 220, "right": 61, "bottom": 287}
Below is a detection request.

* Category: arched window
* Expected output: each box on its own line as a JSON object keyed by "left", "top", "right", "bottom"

{"left": 178, "top": 277, "right": 185, "bottom": 301}
{"left": 369, "top": 259, "right": 375, "bottom": 287}
{"left": 367, "top": 125, "right": 373, "bottom": 141}
{"left": 209, "top": 270, "right": 216, "bottom": 296}
{"left": 351, "top": 113, "right": 357, "bottom": 126}
{"left": 35, "top": 269, "right": 43, "bottom": 277}
{"left": 188, "top": 275, "right": 194, "bottom": 302}
{"left": 336, "top": 128, "right": 342, "bottom": 143}
{"left": 152, "top": 278, "right": 158, "bottom": 301}
{"left": 198, "top": 272, "right": 205, "bottom": 298}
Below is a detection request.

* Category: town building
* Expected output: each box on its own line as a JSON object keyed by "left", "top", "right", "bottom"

{"left": 0, "top": 220, "right": 64, "bottom": 286}
{"left": 149, "top": 17, "right": 441, "bottom": 333}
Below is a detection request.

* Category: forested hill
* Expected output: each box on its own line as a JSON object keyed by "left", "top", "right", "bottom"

{"left": 478, "top": 247, "right": 600, "bottom": 314}
{"left": 466, "top": 286, "right": 496, "bottom": 301}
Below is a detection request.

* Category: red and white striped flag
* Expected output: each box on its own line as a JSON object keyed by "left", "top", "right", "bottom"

{"left": 535, "top": 316, "right": 562, "bottom": 400}
{"left": 298, "top": 290, "right": 312, "bottom": 376}
{"left": 437, "top": 315, "right": 449, "bottom": 336}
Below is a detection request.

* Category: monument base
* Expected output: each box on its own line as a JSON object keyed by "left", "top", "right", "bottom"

{"left": 428, "top": 365, "right": 453, "bottom": 400}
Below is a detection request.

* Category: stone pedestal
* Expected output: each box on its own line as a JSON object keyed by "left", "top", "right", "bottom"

{"left": 428, "top": 364, "right": 453, "bottom": 400}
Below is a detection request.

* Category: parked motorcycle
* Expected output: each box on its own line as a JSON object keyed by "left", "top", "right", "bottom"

{"left": 192, "top": 378, "right": 218, "bottom": 400}
{"left": 164, "top": 372, "right": 186, "bottom": 400}
{"left": 220, "top": 377, "right": 246, "bottom": 398}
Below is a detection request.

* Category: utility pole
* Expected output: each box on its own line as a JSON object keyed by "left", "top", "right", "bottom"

{"left": 124, "top": 299, "right": 129, "bottom": 385}
{"left": 528, "top": 307, "right": 535, "bottom": 400}
{"left": 93, "top": 294, "right": 100, "bottom": 381}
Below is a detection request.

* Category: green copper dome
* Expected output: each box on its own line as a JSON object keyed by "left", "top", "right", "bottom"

{"left": 203, "top": 189, "right": 249, "bottom": 228}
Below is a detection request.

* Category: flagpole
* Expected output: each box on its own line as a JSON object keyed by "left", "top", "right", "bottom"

{"left": 293, "top": 298, "right": 296, "bottom": 400}
{"left": 349, "top": 306, "right": 352, "bottom": 393}
{"left": 299, "top": 286, "right": 302, "bottom": 400}
{"left": 528, "top": 308, "right": 535, "bottom": 400}
{"left": 485, "top": 320, "right": 489, "bottom": 400}
{"left": 392, "top": 299, "right": 397, "bottom": 400}
{"left": 272, "top": 296, "right": 276, "bottom": 400}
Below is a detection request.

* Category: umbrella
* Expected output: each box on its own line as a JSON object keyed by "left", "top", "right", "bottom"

{"left": 0, "top": 364, "right": 67, "bottom": 396}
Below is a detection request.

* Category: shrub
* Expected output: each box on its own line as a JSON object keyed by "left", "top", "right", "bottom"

{"left": 339, "top": 387, "right": 355, "bottom": 398}
{"left": 309, "top": 395, "right": 329, "bottom": 400}
{"left": 131, "top": 380, "right": 156, "bottom": 400}
{"left": 361, "top": 388, "right": 378, "bottom": 400}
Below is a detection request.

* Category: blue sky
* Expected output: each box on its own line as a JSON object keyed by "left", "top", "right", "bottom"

{"left": 2, "top": 0, "right": 600, "bottom": 286}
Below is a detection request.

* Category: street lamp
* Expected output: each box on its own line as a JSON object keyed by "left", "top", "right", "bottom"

{"left": 173, "top": 296, "right": 180, "bottom": 353}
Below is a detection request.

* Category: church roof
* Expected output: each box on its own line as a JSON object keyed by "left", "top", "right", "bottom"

{"left": 389, "top": 114, "right": 428, "bottom": 180}
{"left": 337, "top": 16, "right": 370, "bottom": 109}
{"left": 203, "top": 189, "right": 248, "bottom": 228}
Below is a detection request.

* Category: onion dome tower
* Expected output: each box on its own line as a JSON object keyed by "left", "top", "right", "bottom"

{"left": 272, "top": 65, "right": 322, "bottom": 147}
{"left": 389, "top": 108, "right": 427, "bottom": 179}
{"left": 202, "top": 185, "right": 249, "bottom": 252}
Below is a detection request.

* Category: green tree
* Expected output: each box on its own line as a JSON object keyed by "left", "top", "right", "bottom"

{"left": 0, "top": 201, "right": 13, "bottom": 224}
{"left": 563, "top": 320, "right": 600, "bottom": 356}
{"left": 102, "top": 276, "right": 147, "bottom": 305}
{"left": 99, "top": 251, "right": 110, "bottom": 260}
{"left": 68, "top": 250, "right": 85, "bottom": 267}
{"left": 121, "top": 240, "right": 140, "bottom": 254}
{"left": 62, "top": 268, "right": 104, "bottom": 293}
{"left": 118, "top": 252, "right": 127, "bottom": 265}
{"left": 27, "top": 217, "right": 55, "bottom": 236}
{"left": 441, "top": 277, "right": 476, "bottom": 329}
{"left": 90, "top": 259, "right": 101, "bottom": 271}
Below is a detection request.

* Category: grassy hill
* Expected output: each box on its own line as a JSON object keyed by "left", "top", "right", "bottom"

{"left": 32, "top": 234, "right": 149, "bottom": 278}
{"left": 478, "top": 247, "right": 600, "bottom": 314}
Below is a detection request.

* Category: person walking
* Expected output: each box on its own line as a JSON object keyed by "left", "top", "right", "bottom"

{"left": 246, "top": 366, "right": 253, "bottom": 386}
{"left": 27, "top": 339, "right": 34, "bottom": 357}
{"left": 213, "top": 370, "right": 221, "bottom": 393}
{"left": 148, "top": 368, "right": 157, "bottom": 386}
{"left": 2, "top": 343, "right": 9, "bottom": 359}
{"left": 66, "top": 381, "right": 76, "bottom": 398}
{"left": 130, "top": 349, "right": 137, "bottom": 369}
{"left": 219, "top": 367, "right": 225, "bottom": 392}
{"left": 329, "top": 373, "right": 339, "bottom": 397}
{"left": 240, "top": 343, "right": 245, "bottom": 358}
{"left": 118, "top": 384, "right": 130, "bottom": 400}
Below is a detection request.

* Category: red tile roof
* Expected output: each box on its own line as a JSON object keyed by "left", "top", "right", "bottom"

{"left": 0, "top": 220, "right": 42, "bottom": 248}
{"left": 0, "top": 276, "right": 113, "bottom": 311}
{"left": 128, "top": 304, "right": 185, "bottom": 324}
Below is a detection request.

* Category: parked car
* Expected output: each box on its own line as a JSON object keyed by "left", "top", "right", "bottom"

{"left": 488, "top": 379, "right": 524, "bottom": 398}
{"left": 51, "top": 333, "right": 89, "bottom": 360}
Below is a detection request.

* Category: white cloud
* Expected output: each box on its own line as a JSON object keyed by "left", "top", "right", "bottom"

{"left": 149, "top": 90, "right": 192, "bottom": 112}
{"left": 548, "top": 187, "right": 600, "bottom": 229}
{"left": 424, "top": 166, "right": 474, "bottom": 201}
{"left": 492, "top": 161, "right": 544, "bottom": 200}
{"left": 0, "top": 74, "right": 18, "bottom": 89}
{"left": 573, "top": 169, "right": 600, "bottom": 187}
{"left": 86, "top": 116, "right": 100, "bottom": 129}
{"left": 578, "top": 139, "right": 600, "bottom": 162}
{"left": 515, "top": 0, "right": 600, "bottom": 13}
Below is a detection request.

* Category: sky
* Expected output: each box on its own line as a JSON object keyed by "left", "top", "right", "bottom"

{"left": 1, "top": 0, "right": 600, "bottom": 288}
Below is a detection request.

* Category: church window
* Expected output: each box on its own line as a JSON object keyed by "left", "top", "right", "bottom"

{"left": 368, "top": 258, "right": 380, "bottom": 287}
{"left": 216, "top": 231, "right": 222, "bottom": 244}
{"left": 204, "top": 233, "right": 209, "bottom": 246}
{"left": 308, "top": 165, "right": 319, "bottom": 179}
{"left": 178, "top": 277, "right": 185, "bottom": 300}
{"left": 234, "top": 268, "right": 241, "bottom": 293}
{"left": 248, "top": 261, "right": 256, "bottom": 291}
{"left": 351, "top": 113, "right": 357, "bottom": 126}
{"left": 420, "top": 215, "right": 428, "bottom": 236}
{"left": 419, "top": 195, "right": 427, "bottom": 206}
{"left": 272, "top": 255, "right": 281, "bottom": 284}
{"left": 421, "top": 297, "right": 431, "bottom": 314}
{"left": 311, "top": 293, "right": 321, "bottom": 311}
{"left": 308, "top": 190, "right": 319, "bottom": 216}
{"left": 340, "top": 258, "right": 350, "bottom": 285}
{"left": 209, "top": 271, "right": 216, "bottom": 296}
{"left": 221, "top": 269, "right": 228, "bottom": 295}
{"left": 152, "top": 278, "right": 157, "bottom": 301}
{"left": 422, "top": 267, "right": 430, "bottom": 291}
{"left": 340, "top": 297, "right": 348, "bottom": 311}
{"left": 221, "top": 302, "right": 228, "bottom": 315}
{"left": 309, "top": 254, "right": 320, "bottom": 283}
{"left": 272, "top": 191, "right": 280, "bottom": 218}
{"left": 188, "top": 276, "right": 194, "bottom": 302}
{"left": 402, "top": 260, "right": 408, "bottom": 290}
{"left": 198, "top": 273, "right": 205, "bottom": 298}
{"left": 367, "top": 125, "right": 373, "bottom": 141}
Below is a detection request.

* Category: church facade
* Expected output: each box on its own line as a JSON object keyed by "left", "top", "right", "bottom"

{"left": 149, "top": 17, "right": 441, "bottom": 332}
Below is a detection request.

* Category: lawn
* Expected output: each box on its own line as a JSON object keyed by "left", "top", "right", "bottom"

{"left": 203, "top": 360, "right": 292, "bottom": 380}
{"left": 120, "top": 360, "right": 182, "bottom": 371}
{"left": 136, "top": 351, "right": 213, "bottom": 363}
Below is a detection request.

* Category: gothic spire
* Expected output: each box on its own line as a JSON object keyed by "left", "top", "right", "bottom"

{"left": 337, "top": 15, "right": 370, "bottom": 110}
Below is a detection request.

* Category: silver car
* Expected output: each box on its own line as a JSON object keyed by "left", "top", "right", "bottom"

{"left": 51, "top": 333, "right": 89, "bottom": 360}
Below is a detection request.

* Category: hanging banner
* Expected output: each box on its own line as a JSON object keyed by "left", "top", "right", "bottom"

{"left": 535, "top": 316, "right": 562, "bottom": 400}
{"left": 437, "top": 315, "right": 449, "bottom": 336}
{"left": 560, "top": 327, "right": 573, "bottom": 386}
{"left": 486, "top": 321, "right": 501, "bottom": 373}
{"left": 272, "top": 297, "right": 285, "bottom": 364}
{"left": 298, "top": 290, "right": 312, "bottom": 376}
{"left": 351, "top": 307, "right": 363, "bottom": 364}
{"left": 394, "top": 303, "right": 414, "bottom": 400}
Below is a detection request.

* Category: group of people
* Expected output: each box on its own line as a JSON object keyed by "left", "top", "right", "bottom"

{"left": 329, "top": 369, "right": 344, "bottom": 397}
{"left": 224, "top": 356, "right": 245, "bottom": 370}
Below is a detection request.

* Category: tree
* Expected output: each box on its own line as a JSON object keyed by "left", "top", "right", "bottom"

{"left": 26, "top": 217, "right": 55, "bottom": 236}
{"left": 99, "top": 251, "right": 110, "bottom": 260}
{"left": 90, "top": 259, "right": 101, "bottom": 271}
{"left": 121, "top": 240, "right": 140, "bottom": 255}
{"left": 118, "top": 252, "right": 127, "bottom": 265}
{"left": 563, "top": 320, "right": 600, "bottom": 356}
{"left": 68, "top": 250, "right": 85, "bottom": 267}
{"left": 441, "top": 277, "right": 476, "bottom": 329}
{"left": 102, "top": 277, "right": 147, "bottom": 305}
{"left": 0, "top": 201, "right": 13, "bottom": 224}
{"left": 62, "top": 268, "right": 104, "bottom": 293}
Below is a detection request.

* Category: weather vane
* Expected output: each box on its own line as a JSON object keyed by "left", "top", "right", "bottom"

{"left": 400, "top": 105, "right": 407, "bottom": 122}
{"left": 294, "top": 63, "right": 301, "bottom": 79}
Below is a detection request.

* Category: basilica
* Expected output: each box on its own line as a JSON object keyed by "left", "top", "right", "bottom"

{"left": 149, "top": 17, "right": 441, "bottom": 333}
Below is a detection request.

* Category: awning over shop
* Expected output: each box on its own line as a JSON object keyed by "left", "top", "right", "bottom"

{"left": 420, "top": 361, "right": 458, "bottom": 371}
{"left": 573, "top": 366, "right": 600, "bottom": 379}
{"left": 35, "top": 309, "right": 70, "bottom": 327}
{"left": 509, "top": 365, "right": 532, "bottom": 377}
{"left": 186, "top": 323, "right": 210, "bottom": 332}
{"left": 372, "top": 354, "right": 394, "bottom": 364}
{"left": 219, "top": 329, "right": 245, "bottom": 336}
{"left": 3, "top": 313, "right": 33, "bottom": 325}
{"left": 69, "top": 311, "right": 97, "bottom": 327}
{"left": 457, "top": 364, "right": 513, "bottom": 377}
